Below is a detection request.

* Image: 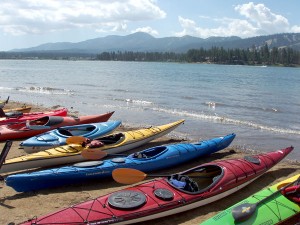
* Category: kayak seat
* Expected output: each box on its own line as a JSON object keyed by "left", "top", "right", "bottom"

{"left": 58, "top": 128, "right": 73, "bottom": 136}
{"left": 170, "top": 175, "right": 199, "bottom": 192}
{"left": 174, "top": 165, "right": 223, "bottom": 193}
{"left": 98, "top": 133, "right": 124, "bottom": 144}
{"left": 133, "top": 152, "right": 147, "bottom": 158}
{"left": 183, "top": 166, "right": 223, "bottom": 193}
{"left": 184, "top": 178, "right": 199, "bottom": 192}
{"left": 86, "top": 140, "right": 105, "bottom": 148}
{"left": 86, "top": 126, "right": 95, "bottom": 131}
{"left": 141, "top": 146, "right": 167, "bottom": 158}
{"left": 170, "top": 178, "right": 186, "bottom": 189}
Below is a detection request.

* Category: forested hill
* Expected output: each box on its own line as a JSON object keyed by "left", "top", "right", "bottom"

{"left": 8, "top": 32, "right": 300, "bottom": 54}
{"left": 1, "top": 32, "right": 299, "bottom": 66}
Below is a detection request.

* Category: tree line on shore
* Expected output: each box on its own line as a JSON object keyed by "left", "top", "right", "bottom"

{"left": 96, "top": 44, "right": 300, "bottom": 66}
{"left": 1, "top": 44, "right": 299, "bottom": 66}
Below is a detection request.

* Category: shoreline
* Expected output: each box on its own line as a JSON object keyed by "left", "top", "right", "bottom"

{"left": 0, "top": 101, "right": 299, "bottom": 225}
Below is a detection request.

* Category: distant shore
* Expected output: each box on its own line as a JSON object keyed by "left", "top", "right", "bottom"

{"left": 0, "top": 101, "right": 299, "bottom": 225}
{"left": 1, "top": 57, "right": 299, "bottom": 68}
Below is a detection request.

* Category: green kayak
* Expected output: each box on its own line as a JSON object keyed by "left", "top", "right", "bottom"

{"left": 200, "top": 174, "right": 300, "bottom": 225}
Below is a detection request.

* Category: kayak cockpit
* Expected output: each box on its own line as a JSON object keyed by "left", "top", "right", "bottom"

{"left": 131, "top": 146, "right": 168, "bottom": 159}
{"left": 57, "top": 125, "right": 95, "bottom": 137}
{"left": 95, "top": 133, "right": 124, "bottom": 145}
{"left": 168, "top": 165, "right": 223, "bottom": 194}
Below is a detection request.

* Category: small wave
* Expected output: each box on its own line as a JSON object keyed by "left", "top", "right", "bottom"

{"left": 73, "top": 83, "right": 100, "bottom": 88}
{"left": 181, "top": 96, "right": 197, "bottom": 100}
{"left": 235, "top": 104, "right": 280, "bottom": 113}
{"left": 0, "top": 86, "right": 14, "bottom": 91}
{"left": 15, "top": 86, "right": 74, "bottom": 95}
{"left": 112, "top": 89, "right": 129, "bottom": 93}
{"left": 233, "top": 104, "right": 280, "bottom": 113}
{"left": 272, "top": 108, "right": 278, "bottom": 112}
{"left": 205, "top": 101, "right": 216, "bottom": 109}
{"left": 202, "top": 101, "right": 233, "bottom": 109}
{"left": 218, "top": 116, "right": 298, "bottom": 134}
{"left": 111, "top": 97, "right": 152, "bottom": 105}
{"left": 24, "top": 82, "right": 37, "bottom": 85}
{"left": 125, "top": 99, "right": 153, "bottom": 105}
{"left": 152, "top": 107, "right": 300, "bottom": 135}
{"left": 202, "top": 101, "right": 280, "bottom": 113}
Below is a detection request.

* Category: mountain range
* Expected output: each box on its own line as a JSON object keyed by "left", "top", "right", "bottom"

{"left": 11, "top": 32, "right": 300, "bottom": 54}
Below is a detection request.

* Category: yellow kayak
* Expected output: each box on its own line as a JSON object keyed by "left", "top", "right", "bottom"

{"left": 1, "top": 119, "right": 184, "bottom": 174}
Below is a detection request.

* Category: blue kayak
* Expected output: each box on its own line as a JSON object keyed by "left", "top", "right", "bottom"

{"left": 6, "top": 133, "right": 236, "bottom": 192}
{"left": 19, "top": 120, "right": 122, "bottom": 153}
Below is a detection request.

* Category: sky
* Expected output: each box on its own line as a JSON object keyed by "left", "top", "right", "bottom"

{"left": 0, "top": 0, "right": 299, "bottom": 51}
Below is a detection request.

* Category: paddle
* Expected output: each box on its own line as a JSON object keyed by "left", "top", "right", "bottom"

{"left": 0, "top": 140, "right": 12, "bottom": 169}
{"left": 0, "top": 108, "right": 5, "bottom": 117}
{"left": 0, "top": 140, "right": 12, "bottom": 180}
{"left": 0, "top": 96, "right": 10, "bottom": 108}
{"left": 81, "top": 150, "right": 127, "bottom": 160}
{"left": 112, "top": 168, "right": 210, "bottom": 185}
{"left": 5, "top": 96, "right": 9, "bottom": 104}
{"left": 112, "top": 168, "right": 172, "bottom": 184}
{"left": 232, "top": 176, "right": 300, "bottom": 222}
{"left": 66, "top": 136, "right": 88, "bottom": 145}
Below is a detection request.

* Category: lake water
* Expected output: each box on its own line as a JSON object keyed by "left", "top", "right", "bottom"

{"left": 0, "top": 60, "right": 299, "bottom": 160}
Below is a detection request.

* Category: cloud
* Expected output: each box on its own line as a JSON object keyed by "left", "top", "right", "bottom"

{"left": 291, "top": 25, "right": 300, "bottom": 33}
{"left": 131, "top": 26, "right": 159, "bottom": 36}
{"left": 175, "top": 16, "right": 257, "bottom": 38}
{"left": 234, "top": 2, "right": 290, "bottom": 34}
{"left": 0, "top": 0, "right": 166, "bottom": 35}
{"left": 176, "top": 2, "right": 294, "bottom": 38}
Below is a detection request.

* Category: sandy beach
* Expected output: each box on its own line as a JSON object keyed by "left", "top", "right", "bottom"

{"left": 0, "top": 102, "right": 299, "bottom": 225}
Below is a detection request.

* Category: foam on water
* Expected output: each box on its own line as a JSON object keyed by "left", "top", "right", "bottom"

{"left": 125, "top": 99, "right": 153, "bottom": 105}
{"left": 150, "top": 107, "right": 300, "bottom": 135}
{"left": 0, "top": 86, "right": 14, "bottom": 91}
{"left": 14, "top": 86, "right": 74, "bottom": 95}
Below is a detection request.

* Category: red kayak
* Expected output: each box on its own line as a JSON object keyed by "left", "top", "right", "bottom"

{"left": 0, "top": 108, "right": 68, "bottom": 125}
{"left": 20, "top": 146, "right": 293, "bottom": 225}
{"left": 0, "top": 111, "right": 114, "bottom": 141}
